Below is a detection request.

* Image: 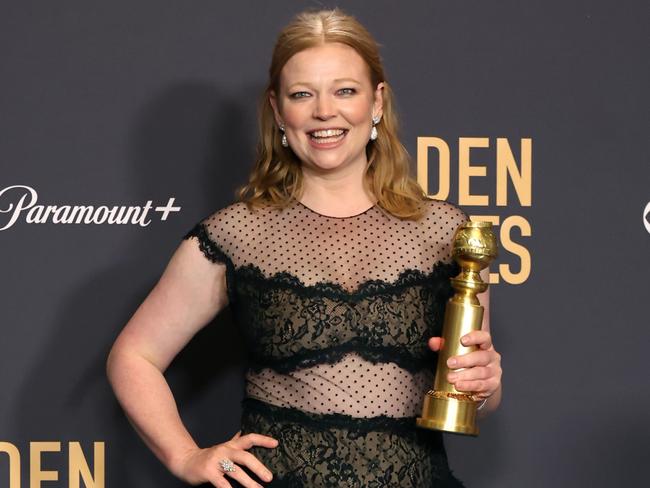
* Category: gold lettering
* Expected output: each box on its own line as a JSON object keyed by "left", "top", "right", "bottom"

{"left": 30, "top": 442, "right": 60, "bottom": 488}
{"left": 496, "top": 138, "right": 532, "bottom": 206}
{"left": 499, "top": 216, "right": 531, "bottom": 284}
{"left": 0, "top": 442, "right": 20, "bottom": 488}
{"left": 417, "top": 137, "right": 450, "bottom": 199}
{"left": 69, "top": 441, "right": 105, "bottom": 488}
{"left": 459, "top": 137, "right": 489, "bottom": 205}
{"left": 416, "top": 135, "right": 533, "bottom": 287}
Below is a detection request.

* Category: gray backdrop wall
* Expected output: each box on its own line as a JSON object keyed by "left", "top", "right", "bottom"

{"left": 1, "top": 1, "right": 648, "bottom": 487}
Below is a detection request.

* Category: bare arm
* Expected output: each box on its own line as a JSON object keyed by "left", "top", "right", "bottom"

{"left": 106, "top": 236, "right": 228, "bottom": 476}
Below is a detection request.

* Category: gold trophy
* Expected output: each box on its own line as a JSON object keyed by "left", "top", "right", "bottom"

{"left": 416, "top": 221, "right": 497, "bottom": 436}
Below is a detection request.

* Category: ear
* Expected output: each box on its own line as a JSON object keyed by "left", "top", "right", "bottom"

{"left": 372, "top": 82, "right": 385, "bottom": 120}
{"left": 269, "top": 90, "right": 283, "bottom": 127}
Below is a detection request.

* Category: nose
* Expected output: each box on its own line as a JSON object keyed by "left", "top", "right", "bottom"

{"left": 313, "top": 94, "right": 336, "bottom": 120}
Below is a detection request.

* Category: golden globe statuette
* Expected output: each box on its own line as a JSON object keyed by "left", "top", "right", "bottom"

{"left": 416, "top": 221, "right": 497, "bottom": 436}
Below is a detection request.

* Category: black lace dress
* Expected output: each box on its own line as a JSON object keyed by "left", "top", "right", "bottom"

{"left": 183, "top": 198, "right": 468, "bottom": 487}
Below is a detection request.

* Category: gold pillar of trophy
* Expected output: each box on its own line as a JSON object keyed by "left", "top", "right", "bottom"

{"left": 416, "top": 221, "right": 497, "bottom": 436}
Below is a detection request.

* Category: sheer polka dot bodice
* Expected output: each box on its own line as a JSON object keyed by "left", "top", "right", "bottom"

{"left": 191, "top": 199, "right": 463, "bottom": 293}
{"left": 246, "top": 353, "right": 435, "bottom": 418}
{"left": 183, "top": 198, "right": 468, "bottom": 419}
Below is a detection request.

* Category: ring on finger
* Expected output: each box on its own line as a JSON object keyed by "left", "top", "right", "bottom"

{"left": 219, "top": 458, "right": 236, "bottom": 473}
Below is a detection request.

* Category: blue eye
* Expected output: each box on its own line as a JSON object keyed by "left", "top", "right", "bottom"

{"left": 290, "top": 91, "right": 310, "bottom": 99}
{"left": 338, "top": 88, "right": 356, "bottom": 95}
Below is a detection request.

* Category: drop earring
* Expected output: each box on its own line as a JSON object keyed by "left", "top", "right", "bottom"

{"left": 279, "top": 123, "right": 289, "bottom": 148}
{"left": 370, "top": 115, "right": 381, "bottom": 141}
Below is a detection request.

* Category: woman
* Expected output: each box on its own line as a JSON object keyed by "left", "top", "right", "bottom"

{"left": 107, "top": 8, "right": 502, "bottom": 488}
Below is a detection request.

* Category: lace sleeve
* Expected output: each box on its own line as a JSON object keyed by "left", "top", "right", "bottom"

{"left": 183, "top": 221, "right": 230, "bottom": 264}
{"left": 183, "top": 219, "right": 237, "bottom": 307}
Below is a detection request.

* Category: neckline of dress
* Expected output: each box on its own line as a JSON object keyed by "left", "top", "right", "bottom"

{"left": 297, "top": 200, "right": 377, "bottom": 219}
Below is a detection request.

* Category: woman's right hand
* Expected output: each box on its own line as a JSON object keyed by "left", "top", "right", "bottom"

{"left": 173, "top": 431, "right": 279, "bottom": 488}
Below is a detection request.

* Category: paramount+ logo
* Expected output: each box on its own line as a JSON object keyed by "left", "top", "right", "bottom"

{"left": 0, "top": 185, "right": 181, "bottom": 231}
{"left": 644, "top": 201, "right": 650, "bottom": 235}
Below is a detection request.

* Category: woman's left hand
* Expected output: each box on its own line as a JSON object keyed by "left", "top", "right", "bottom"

{"left": 428, "top": 331, "right": 502, "bottom": 401}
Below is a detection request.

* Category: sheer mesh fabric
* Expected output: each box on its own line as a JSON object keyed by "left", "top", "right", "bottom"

{"left": 183, "top": 198, "right": 468, "bottom": 487}
{"left": 189, "top": 199, "right": 463, "bottom": 291}
{"left": 245, "top": 354, "right": 435, "bottom": 418}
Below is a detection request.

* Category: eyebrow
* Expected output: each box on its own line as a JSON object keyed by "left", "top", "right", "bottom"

{"left": 287, "top": 78, "right": 361, "bottom": 90}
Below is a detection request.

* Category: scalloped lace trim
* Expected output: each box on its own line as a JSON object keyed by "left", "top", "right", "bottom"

{"left": 183, "top": 222, "right": 238, "bottom": 306}
{"left": 248, "top": 342, "right": 437, "bottom": 375}
{"left": 184, "top": 221, "right": 457, "bottom": 374}
{"left": 184, "top": 222, "right": 459, "bottom": 300}
{"left": 242, "top": 397, "right": 419, "bottom": 433}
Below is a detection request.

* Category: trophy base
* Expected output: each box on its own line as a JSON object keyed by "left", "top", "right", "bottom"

{"left": 416, "top": 391, "right": 479, "bottom": 436}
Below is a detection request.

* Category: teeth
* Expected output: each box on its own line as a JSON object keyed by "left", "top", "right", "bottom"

{"left": 310, "top": 129, "right": 345, "bottom": 138}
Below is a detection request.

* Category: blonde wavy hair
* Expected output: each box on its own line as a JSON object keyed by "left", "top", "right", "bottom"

{"left": 235, "top": 7, "right": 430, "bottom": 220}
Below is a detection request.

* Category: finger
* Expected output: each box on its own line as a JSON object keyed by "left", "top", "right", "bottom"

{"left": 447, "top": 350, "right": 492, "bottom": 369}
{"left": 230, "top": 430, "right": 242, "bottom": 440}
{"left": 448, "top": 366, "right": 491, "bottom": 383}
{"left": 453, "top": 379, "right": 491, "bottom": 394}
{"left": 215, "top": 452, "right": 263, "bottom": 488}
{"left": 230, "top": 450, "right": 274, "bottom": 483}
{"left": 232, "top": 433, "right": 279, "bottom": 450}
{"left": 460, "top": 330, "right": 492, "bottom": 350}
{"left": 428, "top": 337, "right": 443, "bottom": 351}
{"left": 222, "top": 465, "right": 263, "bottom": 488}
{"left": 209, "top": 474, "right": 233, "bottom": 488}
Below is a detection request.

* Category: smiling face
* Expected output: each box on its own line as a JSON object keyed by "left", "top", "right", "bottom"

{"left": 270, "top": 42, "right": 384, "bottom": 173}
